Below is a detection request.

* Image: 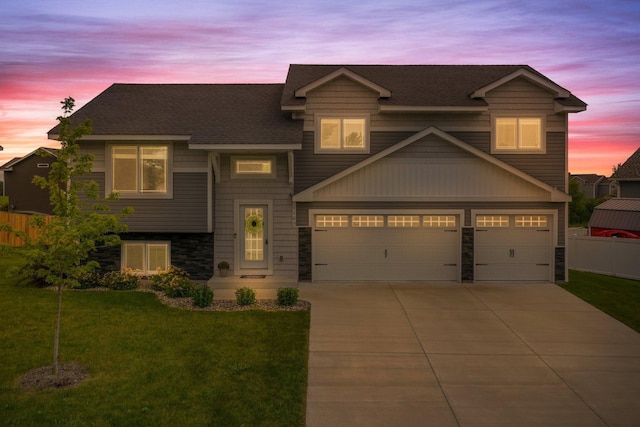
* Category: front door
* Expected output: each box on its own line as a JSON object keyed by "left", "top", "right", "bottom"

{"left": 239, "top": 204, "right": 269, "bottom": 271}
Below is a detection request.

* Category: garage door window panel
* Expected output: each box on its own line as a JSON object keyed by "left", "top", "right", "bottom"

{"left": 352, "top": 215, "right": 384, "bottom": 227}
{"left": 316, "top": 215, "right": 349, "bottom": 227}
{"left": 476, "top": 215, "right": 509, "bottom": 227}
{"left": 388, "top": 216, "right": 420, "bottom": 227}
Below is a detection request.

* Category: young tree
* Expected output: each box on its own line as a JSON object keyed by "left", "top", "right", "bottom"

{"left": 2, "top": 98, "right": 132, "bottom": 377}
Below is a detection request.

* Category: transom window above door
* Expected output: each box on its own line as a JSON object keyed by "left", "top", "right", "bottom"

{"left": 231, "top": 156, "right": 276, "bottom": 179}
{"left": 316, "top": 117, "right": 368, "bottom": 153}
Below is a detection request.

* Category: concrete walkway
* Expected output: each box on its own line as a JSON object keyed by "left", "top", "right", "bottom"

{"left": 298, "top": 282, "right": 640, "bottom": 427}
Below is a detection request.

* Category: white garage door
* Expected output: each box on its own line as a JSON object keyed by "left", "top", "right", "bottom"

{"left": 475, "top": 214, "right": 552, "bottom": 281}
{"left": 313, "top": 213, "right": 460, "bottom": 281}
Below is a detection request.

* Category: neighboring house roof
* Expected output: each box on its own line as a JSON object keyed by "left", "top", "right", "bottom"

{"left": 48, "top": 84, "right": 303, "bottom": 147}
{"left": 612, "top": 147, "right": 640, "bottom": 180}
{"left": 570, "top": 174, "right": 605, "bottom": 185}
{"left": 281, "top": 65, "right": 587, "bottom": 112}
{"left": 0, "top": 148, "right": 59, "bottom": 171}
{"left": 589, "top": 198, "right": 640, "bottom": 231}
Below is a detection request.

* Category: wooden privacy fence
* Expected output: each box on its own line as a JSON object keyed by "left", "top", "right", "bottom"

{"left": 568, "top": 235, "right": 640, "bottom": 281}
{"left": 0, "top": 212, "right": 52, "bottom": 247}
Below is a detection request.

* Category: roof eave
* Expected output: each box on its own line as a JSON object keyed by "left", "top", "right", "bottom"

{"left": 379, "top": 105, "right": 488, "bottom": 113}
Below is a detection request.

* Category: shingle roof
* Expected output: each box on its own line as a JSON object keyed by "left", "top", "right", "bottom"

{"left": 281, "top": 64, "right": 587, "bottom": 108}
{"left": 589, "top": 198, "right": 640, "bottom": 231}
{"left": 0, "top": 148, "right": 59, "bottom": 170}
{"left": 571, "top": 174, "right": 605, "bottom": 184}
{"left": 48, "top": 84, "right": 303, "bottom": 146}
{"left": 612, "top": 147, "right": 640, "bottom": 179}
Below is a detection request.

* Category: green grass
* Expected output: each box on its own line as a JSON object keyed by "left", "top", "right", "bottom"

{"left": 0, "top": 254, "right": 309, "bottom": 426}
{"left": 561, "top": 270, "right": 640, "bottom": 332}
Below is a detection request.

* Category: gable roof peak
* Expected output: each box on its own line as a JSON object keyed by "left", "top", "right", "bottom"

{"left": 293, "top": 66, "right": 391, "bottom": 98}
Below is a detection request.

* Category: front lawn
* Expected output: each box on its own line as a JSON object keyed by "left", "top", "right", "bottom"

{"left": 561, "top": 270, "right": 640, "bottom": 332}
{"left": 0, "top": 254, "right": 309, "bottom": 426}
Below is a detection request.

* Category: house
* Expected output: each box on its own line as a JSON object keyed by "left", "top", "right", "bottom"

{"left": 589, "top": 198, "right": 640, "bottom": 236}
{"left": 570, "top": 173, "right": 616, "bottom": 199}
{"left": 612, "top": 147, "right": 640, "bottom": 198}
{"left": 0, "top": 148, "right": 59, "bottom": 214}
{"left": 48, "top": 64, "right": 586, "bottom": 282}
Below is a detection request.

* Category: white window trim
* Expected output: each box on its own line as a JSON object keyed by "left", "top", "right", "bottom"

{"left": 314, "top": 115, "right": 370, "bottom": 154}
{"left": 121, "top": 241, "right": 171, "bottom": 275}
{"left": 230, "top": 156, "right": 276, "bottom": 179}
{"left": 106, "top": 143, "right": 173, "bottom": 199}
{"left": 491, "top": 116, "right": 546, "bottom": 154}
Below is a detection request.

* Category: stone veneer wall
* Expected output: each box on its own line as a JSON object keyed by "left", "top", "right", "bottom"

{"left": 91, "top": 233, "right": 214, "bottom": 281}
{"left": 555, "top": 246, "right": 565, "bottom": 282}
{"left": 298, "top": 227, "right": 312, "bottom": 282}
{"left": 461, "top": 227, "right": 474, "bottom": 282}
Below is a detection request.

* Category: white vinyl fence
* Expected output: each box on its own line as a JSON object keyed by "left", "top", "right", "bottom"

{"left": 568, "top": 235, "right": 640, "bottom": 280}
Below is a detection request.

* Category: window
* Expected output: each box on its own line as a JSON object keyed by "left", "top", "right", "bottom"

{"left": 352, "top": 215, "right": 384, "bottom": 227}
{"left": 388, "top": 216, "right": 420, "bottom": 227}
{"left": 494, "top": 117, "right": 544, "bottom": 152}
{"left": 231, "top": 157, "right": 275, "bottom": 178}
{"left": 423, "top": 215, "right": 456, "bottom": 227}
{"left": 317, "top": 117, "right": 368, "bottom": 152}
{"left": 122, "top": 242, "right": 170, "bottom": 274}
{"left": 516, "top": 215, "right": 547, "bottom": 227}
{"left": 476, "top": 215, "right": 509, "bottom": 227}
{"left": 110, "top": 145, "right": 170, "bottom": 197}
{"left": 316, "top": 215, "right": 349, "bottom": 227}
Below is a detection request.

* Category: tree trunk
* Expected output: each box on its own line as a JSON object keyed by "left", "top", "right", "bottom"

{"left": 53, "top": 284, "right": 63, "bottom": 376}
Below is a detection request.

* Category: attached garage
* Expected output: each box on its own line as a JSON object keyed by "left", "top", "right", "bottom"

{"left": 312, "top": 211, "right": 461, "bottom": 281}
{"left": 474, "top": 213, "right": 553, "bottom": 281}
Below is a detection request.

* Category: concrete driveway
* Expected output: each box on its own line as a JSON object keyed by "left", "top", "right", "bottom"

{"left": 298, "top": 281, "right": 640, "bottom": 427}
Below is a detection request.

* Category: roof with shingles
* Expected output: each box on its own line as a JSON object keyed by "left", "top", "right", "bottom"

{"left": 612, "top": 147, "right": 640, "bottom": 179}
{"left": 281, "top": 64, "right": 587, "bottom": 108}
{"left": 571, "top": 174, "right": 606, "bottom": 184}
{"left": 0, "top": 148, "right": 59, "bottom": 170}
{"left": 48, "top": 84, "right": 303, "bottom": 146}
{"left": 589, "top": 198, "right": 640, "bottom": 231}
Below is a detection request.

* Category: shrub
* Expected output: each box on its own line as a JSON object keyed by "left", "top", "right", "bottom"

{"left": 164, "top": 276, "right": 195, "bottom": 298}
{"left": 276, "top": 287, "right": 299, "bottom": 306}
{"left": 192, "top": 284, "right": 214, "bottom": 308}
{"left": 151, "top": 265, "right": 190, "bottom": 291}
{"left": 101, "top": 270, "right": 139, "bottom": 290}
{"left": 235, "top": 287, "right": 256, "bottom": 306}
{"left": 73, "top": 270, "right": 103, "bottom": 289}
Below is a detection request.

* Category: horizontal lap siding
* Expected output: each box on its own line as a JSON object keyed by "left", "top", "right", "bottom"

{"left": 215, "top": 153, "right": 297, "bottom": 277}
{"left": 87, "top": 172, "right": 209, "bottom": 232}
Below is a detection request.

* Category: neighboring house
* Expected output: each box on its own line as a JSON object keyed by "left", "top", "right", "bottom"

{"left": 0, "top": 148, "right": 59, "bottom": 214}
{"left": 612, "top": 147, "right": 640, "bottom": 197}
{"left": 589, "top": 198, "right": 640, "bottom": 236}
{"left": 570, "top": 173, "right": 616, "bottom": 199}
{"left": 48, "top": 64, "right": 586, "bottom": 282}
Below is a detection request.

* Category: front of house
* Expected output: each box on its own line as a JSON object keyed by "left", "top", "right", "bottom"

{"left": 49, "top": 65, "right": 586, "bottom": 282}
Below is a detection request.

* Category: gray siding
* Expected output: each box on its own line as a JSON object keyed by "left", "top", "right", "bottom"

{"left": 214, "top": 153, "right": 297, "bottom": 278}
{"left": 89, "top": 172, "right": 209, "bottom": 233}
{"left": 295, "top": 75, "right": 569, "bottom": 194}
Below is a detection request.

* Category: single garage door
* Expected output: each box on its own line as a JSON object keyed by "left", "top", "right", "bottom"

{"left": 475, "top": 214, "right": 552, "bottom": 281}
{"left": 313, "top": 213, "right": 460, "bottom": 281}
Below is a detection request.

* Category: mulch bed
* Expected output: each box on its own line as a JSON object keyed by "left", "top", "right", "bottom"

{"left": 17, "top": 363, "right": 89, "bottom": 392}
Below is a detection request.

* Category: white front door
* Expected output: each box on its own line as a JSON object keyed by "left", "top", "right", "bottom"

{"left": 238, "top": 204, "right": 269, "bottom": 271}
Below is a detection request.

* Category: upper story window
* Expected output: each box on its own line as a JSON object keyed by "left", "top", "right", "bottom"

{"left": 316, "top": 117, "right": 368, "bottom": 153}
{"left": 231, "top": 156, "right": 276, "bottom": 179}
{"left": 108, "top": 144, "right": 172, "bottom": 198}
{"left": 493, "top": 117, "right": 545, "bottom": 153}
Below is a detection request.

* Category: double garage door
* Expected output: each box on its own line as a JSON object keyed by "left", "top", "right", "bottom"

{"left": 312, "top": 211, "right": 553, "bottom": 282}
{"left": 313, "top": 213, "right": 460, "bottom": 281}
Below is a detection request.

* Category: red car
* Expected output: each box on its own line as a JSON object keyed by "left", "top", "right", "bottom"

{"left": 591, "top": 229, "right": 640, "bottom": 239}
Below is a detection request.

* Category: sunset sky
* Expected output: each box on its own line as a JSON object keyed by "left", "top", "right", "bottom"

{"left": 1, "top": 0, "right": 639, "bottom": 176}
